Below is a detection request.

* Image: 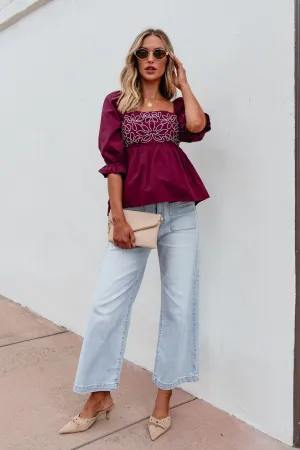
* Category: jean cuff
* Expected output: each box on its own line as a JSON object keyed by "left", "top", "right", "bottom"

{"left": 73, "top": 382, "right": 118, "bottom": 394}
{"left": 152, "top": 374, "right": 199, "bottom": 390}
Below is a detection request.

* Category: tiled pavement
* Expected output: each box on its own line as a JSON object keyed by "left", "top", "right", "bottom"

{"left": 0, "top": 296, "right": 290, "bottom": 450}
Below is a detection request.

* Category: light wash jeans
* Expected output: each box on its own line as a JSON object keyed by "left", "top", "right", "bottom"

{"left": 74, "top": 202, "right": 200, "bottom": 392}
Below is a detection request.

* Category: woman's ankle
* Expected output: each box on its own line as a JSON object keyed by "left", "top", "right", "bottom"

{"left": 80, "top": 391, "right": 113, "bottom": 418}
{"left": 156, "top": 389, "right": 172, "bottom": 400}
{"left": 152, "top": 389, "right": 172, "bottom": 418}
{"left": 90, "top": 391, "right": 112, "bottom": 400}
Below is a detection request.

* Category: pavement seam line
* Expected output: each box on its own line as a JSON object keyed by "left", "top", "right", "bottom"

{"left": 69, "top": 397, "right": 197, "bottom": 450}
{"left": 0, "top": 330, "right": 69, "bottom": 348}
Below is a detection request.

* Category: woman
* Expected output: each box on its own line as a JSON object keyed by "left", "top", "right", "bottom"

{"left": 60, "top": 28, "right": 211, "bottom": 441}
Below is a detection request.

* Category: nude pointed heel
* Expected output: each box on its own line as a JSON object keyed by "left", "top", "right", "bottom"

{"left": 59, "top": 403, "right": 115, "bottom": 434}
{"left": 148, "top": 415, "right": 171, "bottom": 441}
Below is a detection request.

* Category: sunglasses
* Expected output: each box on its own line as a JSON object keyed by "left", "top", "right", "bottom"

{"left": 134, "top": 48, "right": 169, "bottom": 60}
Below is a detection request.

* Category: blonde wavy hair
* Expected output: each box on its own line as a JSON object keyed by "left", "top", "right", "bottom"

{"left": 118, "top": 29, "right": 176, "bottom": 114}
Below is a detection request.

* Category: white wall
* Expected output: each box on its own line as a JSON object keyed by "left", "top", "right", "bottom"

{"left": 0, "top": 0, "right": 295, "bottom": 445}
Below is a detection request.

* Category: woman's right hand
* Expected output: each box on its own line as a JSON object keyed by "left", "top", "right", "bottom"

{"left": 113, "top": 219, "right": 136, "bottom": 249}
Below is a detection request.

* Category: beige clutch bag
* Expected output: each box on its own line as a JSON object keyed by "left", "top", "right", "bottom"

{"left": 108, "top": 210, "right": 162, "bottom": 249}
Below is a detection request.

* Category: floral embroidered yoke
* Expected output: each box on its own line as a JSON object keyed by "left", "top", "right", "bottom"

{"left": 98, "top": 91, "right": 211, "bottom": 208}
{"left": 122, "top": 111, "right": 180, "bottom": 147}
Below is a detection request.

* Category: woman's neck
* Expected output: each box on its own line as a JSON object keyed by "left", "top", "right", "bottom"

{"left": 141, "top": 80, "right": 162, "bottom": 101}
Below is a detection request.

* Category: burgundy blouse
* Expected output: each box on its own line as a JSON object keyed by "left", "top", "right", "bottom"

{"left": 98, "top": 91, "right": 211, "bottom": 208}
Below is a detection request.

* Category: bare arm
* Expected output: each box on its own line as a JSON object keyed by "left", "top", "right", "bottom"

{"left": 172, "top": 55, "right": 207, "bottom": 133}
{"left": 108, "top": 174, "right": 125, "bottom": 222}
{"left": 108, "top": 174, "right": 135, "bottom": 249}
{"left": 180, "top": 84, "right": 206, "bottom": 133}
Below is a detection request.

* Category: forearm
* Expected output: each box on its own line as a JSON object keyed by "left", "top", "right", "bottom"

{"left": 108, "top": 174, "right": 125, "bottom": 223}
{"left": 180, "top": 83, "right": 207, "bottom": 133}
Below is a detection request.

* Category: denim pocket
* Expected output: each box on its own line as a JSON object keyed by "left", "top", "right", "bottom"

{"left": 169, "top": 202, "right": 196, "bottom": 231}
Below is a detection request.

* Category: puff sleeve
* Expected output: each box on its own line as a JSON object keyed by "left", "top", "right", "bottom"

{"left": 173, "top": 97, "right": 211, "bottom": 143}
{"left": 98, "top": 92, "right": 126, "bottom": 178}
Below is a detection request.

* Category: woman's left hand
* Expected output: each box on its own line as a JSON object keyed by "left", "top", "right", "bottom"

{"left": 172, "top": 54, "right": 189, "bottom": 90}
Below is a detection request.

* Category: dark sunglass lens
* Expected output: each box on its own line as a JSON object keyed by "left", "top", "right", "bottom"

{"left": 153, "top": 49, "right": 166, "bottom": 59}
{"left": 135, "top": 49, "right": 148, "bottom": 59}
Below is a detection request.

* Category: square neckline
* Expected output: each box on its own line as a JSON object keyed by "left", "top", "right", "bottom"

{"left": 124, "top": 109, "right": 176, "bottom": 116}
{"left": 125, "top": 98, "right": 177, "bottom": 115}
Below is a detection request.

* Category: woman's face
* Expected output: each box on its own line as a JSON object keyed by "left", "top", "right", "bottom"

{"left": 136, "top": 35, "right": 168, "bottom": 82}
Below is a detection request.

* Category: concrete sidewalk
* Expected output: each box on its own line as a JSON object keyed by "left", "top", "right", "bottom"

{"left": 0, "top": 296, "right": 290, "bottom": 450}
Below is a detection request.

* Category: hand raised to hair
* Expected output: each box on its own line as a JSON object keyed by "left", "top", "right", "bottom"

{"left": 172, "top": 54, "right": 189, "bottom": 90}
